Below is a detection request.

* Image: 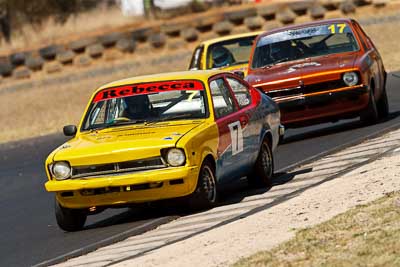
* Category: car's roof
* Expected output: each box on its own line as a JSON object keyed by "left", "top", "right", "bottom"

{"left": 96, "top": 70, "right": 223, "bottom": 92}
{"left": 199, "top": 31, "right": 264, "bottom": 47}
{"left": 260, "top": 18, "right": 354, "bottom": 37}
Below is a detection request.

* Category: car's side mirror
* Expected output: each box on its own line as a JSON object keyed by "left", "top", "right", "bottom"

{"left": 63, "top": 125, "right": 77, "bottom": 136}
{"left": 233, "top": 71, "right": 245, "bottom": 79}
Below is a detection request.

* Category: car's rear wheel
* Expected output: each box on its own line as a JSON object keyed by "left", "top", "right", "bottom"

{"left": 360, "top": 86, "right": 379, "bottom": 125}
{"left": 188, "top": 160, "right": 217, "bottom": 210}
{"left": 248, "top": 139, "right": 274, "bottom": 187}
{"left": 55, "top": 199, "right": 87, "bottom": 232}
{"left": 377, "top": 87, "right": 389, "bottom": 118}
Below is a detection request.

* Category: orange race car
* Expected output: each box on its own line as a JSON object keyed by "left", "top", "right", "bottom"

{"left": 246, "top": 18, "right": 388, "bottom": 129}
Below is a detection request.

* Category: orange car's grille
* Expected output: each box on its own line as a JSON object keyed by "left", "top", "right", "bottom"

{"left": 266, "top": 79, "right": 346, "bottom": 99}
{"left": 71, "top": 157, "right": 166, "bottom": 178}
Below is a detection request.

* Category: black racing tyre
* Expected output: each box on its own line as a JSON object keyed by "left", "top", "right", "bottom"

{"left": 360, "top": 87, "right": 379, "bottom": 125}
{"left": 55, "top": 199, "right": 87, "bottom": 232}
{"left": 248, "top": 139, "right": 274, "bottom": 187}
{"left": 188, "top": 160, "right": 217, "bottom": 210}
{"left": 377, "top": 87, "right": 389, "bottom": 119}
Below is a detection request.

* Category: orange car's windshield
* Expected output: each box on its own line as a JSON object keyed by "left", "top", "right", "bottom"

{"left": 251, "top": 23, "right": 359, "bottom": 69}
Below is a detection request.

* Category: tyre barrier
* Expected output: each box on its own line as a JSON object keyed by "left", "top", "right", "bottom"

{"left": 276, "top": 8, "right": 297, "bottom": 25}
{"left": 44, "top": 62, "right": 62, "bottom": 74}
{"left": 244, "top": 16, "right": 264, "bottom": 30}
{"left": 39, "top": 45, "right": 63, "bottom": 60}
{"left": 149, "top": 33, "right": 167, "bottom": 48}
{"left": 56, "top": 50, "right": 75, "bottom": 65}
{"left": 310, "top": 5, "right": 327, "bottom": 20}
{"left": 13, "top": 67, "right": 31, "bottom": 79}
{"left": 87, "top": 44, "right": 104, "bottom": 58}
{"left": 115, "top": 38, "right": 136, "bottom": 53}
{"left": 213, "top": 20, "right": 234, "bottom": 36}
{"left": 9, "top": 52, "right": 26, "bottom": 66}
{"left": 181, "top": 28, "right": 199, "bottom": 42}
{"left": 25, "top": 55, "right": 44, "bottom": 71}
{"left": 0, "top": 0, "right": 391, "bottom": 81}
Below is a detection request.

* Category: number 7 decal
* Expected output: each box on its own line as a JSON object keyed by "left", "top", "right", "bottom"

{"left": 228, "top": 121, "right": 243, "bottom": 155}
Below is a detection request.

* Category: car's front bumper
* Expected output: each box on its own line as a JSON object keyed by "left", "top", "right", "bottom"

{"left": 45, "top": 166, "right": 199, "bottom": 209}
{"left": 274, "top": 85, "right": 369, "bottom": 125}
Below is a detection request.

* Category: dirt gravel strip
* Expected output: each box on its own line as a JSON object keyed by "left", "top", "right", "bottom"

{"left": 51, "top": 128, "right": 400, "bottom": 267}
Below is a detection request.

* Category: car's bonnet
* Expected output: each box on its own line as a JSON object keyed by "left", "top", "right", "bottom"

{"left": 52, "top": 121, "right": 204, "bottom": 166}
{"left": 247, "top": 53, "right": 358, "bottom": 91}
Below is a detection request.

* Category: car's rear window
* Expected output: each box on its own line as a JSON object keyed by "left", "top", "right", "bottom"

{"left": 251, "top": 22, "right": 359, "bottom": 69}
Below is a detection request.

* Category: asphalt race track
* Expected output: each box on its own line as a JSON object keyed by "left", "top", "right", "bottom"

{"left": 1, "top": 72, "right": 400, "bottom": 267}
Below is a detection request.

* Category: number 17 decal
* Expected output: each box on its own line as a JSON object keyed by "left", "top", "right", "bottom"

{"left": 328, "top": 23, "right": 346, "bottom": 34}
{"left": 228, "top": 121, "right": 243, "bottom": 155}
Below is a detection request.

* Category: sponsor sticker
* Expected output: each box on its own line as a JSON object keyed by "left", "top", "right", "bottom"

{"left": 257, "top": 23, "right": 351, "bottom": 47}
{"left": 93, "top": 80, "right": 204, "bottom": 102}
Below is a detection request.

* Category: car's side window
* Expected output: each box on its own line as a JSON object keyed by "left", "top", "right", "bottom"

{"left": 91, "top": 102, "right": 107, "bottom": 125}
{"left": 352, "top": 23, "right": 369, "bottom": 51}
{"left": 189, "top": 45, "right": 204, "bottom": 70}
{"left": 226, "top": 77, "right": 251, "bottom": 108}
{"left": 209, "top": 78, "right": 237, "bottom": 119}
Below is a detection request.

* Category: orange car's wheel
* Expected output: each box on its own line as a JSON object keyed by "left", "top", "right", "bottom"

{"left": 360, "top": 86, "right": 379, "bottom": 125}
{"left": 55, "top": 199, "right": 87, "bottom": 232}
{"left": 248, "top": 139, "right": 274, "bottom": 187}
{"left": 377, "top": 87, "right": 389, "bottom": 118}
{"left": 188, "top": 160, "right": 217, "bottom": 210}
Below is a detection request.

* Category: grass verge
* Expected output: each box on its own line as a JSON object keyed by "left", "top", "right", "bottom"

{"left": 234, "top": 191, "right": 400, "bottom": 267}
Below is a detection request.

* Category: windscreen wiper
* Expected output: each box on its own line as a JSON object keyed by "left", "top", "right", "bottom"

{"left": 145, "top": 113, "right": 200, "bottom": 125}
{"left": 88, "top": 120, "right": 147, "bottom": 131}
{"left": 260, "top": 57, "right": 290, "bottom": 69}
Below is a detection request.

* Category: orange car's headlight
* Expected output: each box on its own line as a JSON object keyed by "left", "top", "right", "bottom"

{"left": 343, "top": 72, "right": 359, "bottom": 87}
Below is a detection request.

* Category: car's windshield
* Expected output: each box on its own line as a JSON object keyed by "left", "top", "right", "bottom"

{"left": 206, "top": 36, "right": 256, "bottom": 69}
{"left": 82, "top": 80, "right": 207, "bottom": 131}
{"left": 251, "top": 22, "right": 359, "bottom": 69}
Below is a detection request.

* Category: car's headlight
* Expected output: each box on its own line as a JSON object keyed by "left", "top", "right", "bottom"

{"left": 343, "top": 72, "right": 359, "bottom": 86}
{"left": 166, "top": 148, "right": 186, "bottom": 167}
{"left": 51, "top": 162, "right": 72, "bottom": 180}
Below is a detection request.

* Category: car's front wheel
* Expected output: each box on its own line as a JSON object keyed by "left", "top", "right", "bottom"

{"left": 248, "top": 139, "right": 274, "bottom": 187}
{"left": 55, "top": 199, "right": 87, "bottom": 232}
{"left": 188, "top": 160, "right": 217, "bottom": 210}
{"left": 360, "top": 87, "right": 379, "bottom": 125}
{"left": 377, "top": 87, "right": 389, "bottom": 118}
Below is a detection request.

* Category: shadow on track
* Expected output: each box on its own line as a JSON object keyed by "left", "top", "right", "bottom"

{"left": 282, "top": 111, "right": 400, "bottom": 145}
{"left": 81, "top": 168, "right": 315, "bottom": 231}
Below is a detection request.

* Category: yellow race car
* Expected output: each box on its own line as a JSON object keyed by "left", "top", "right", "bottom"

{"left": 189, "top": 31, "right": 263, "bottom": 75}
{"left": 44, "top": 70, "right": 283, "bottom": 231}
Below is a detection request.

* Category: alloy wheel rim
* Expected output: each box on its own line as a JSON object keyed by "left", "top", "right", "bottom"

{"left": 202, "top": 165, "right": 216, "bottom": 203}
{"left": 261, "top": 144, "right": 272, "bottom": 176}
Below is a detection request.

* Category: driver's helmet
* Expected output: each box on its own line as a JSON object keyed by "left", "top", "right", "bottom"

{"left": 212, "top": 46, "right": 234, "bottom": 68}
{"left": 123, "top": 95, "right": 151, "bottom": 119}
{"left": 270, "top": 40, "right": 292, "bottom": 61}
